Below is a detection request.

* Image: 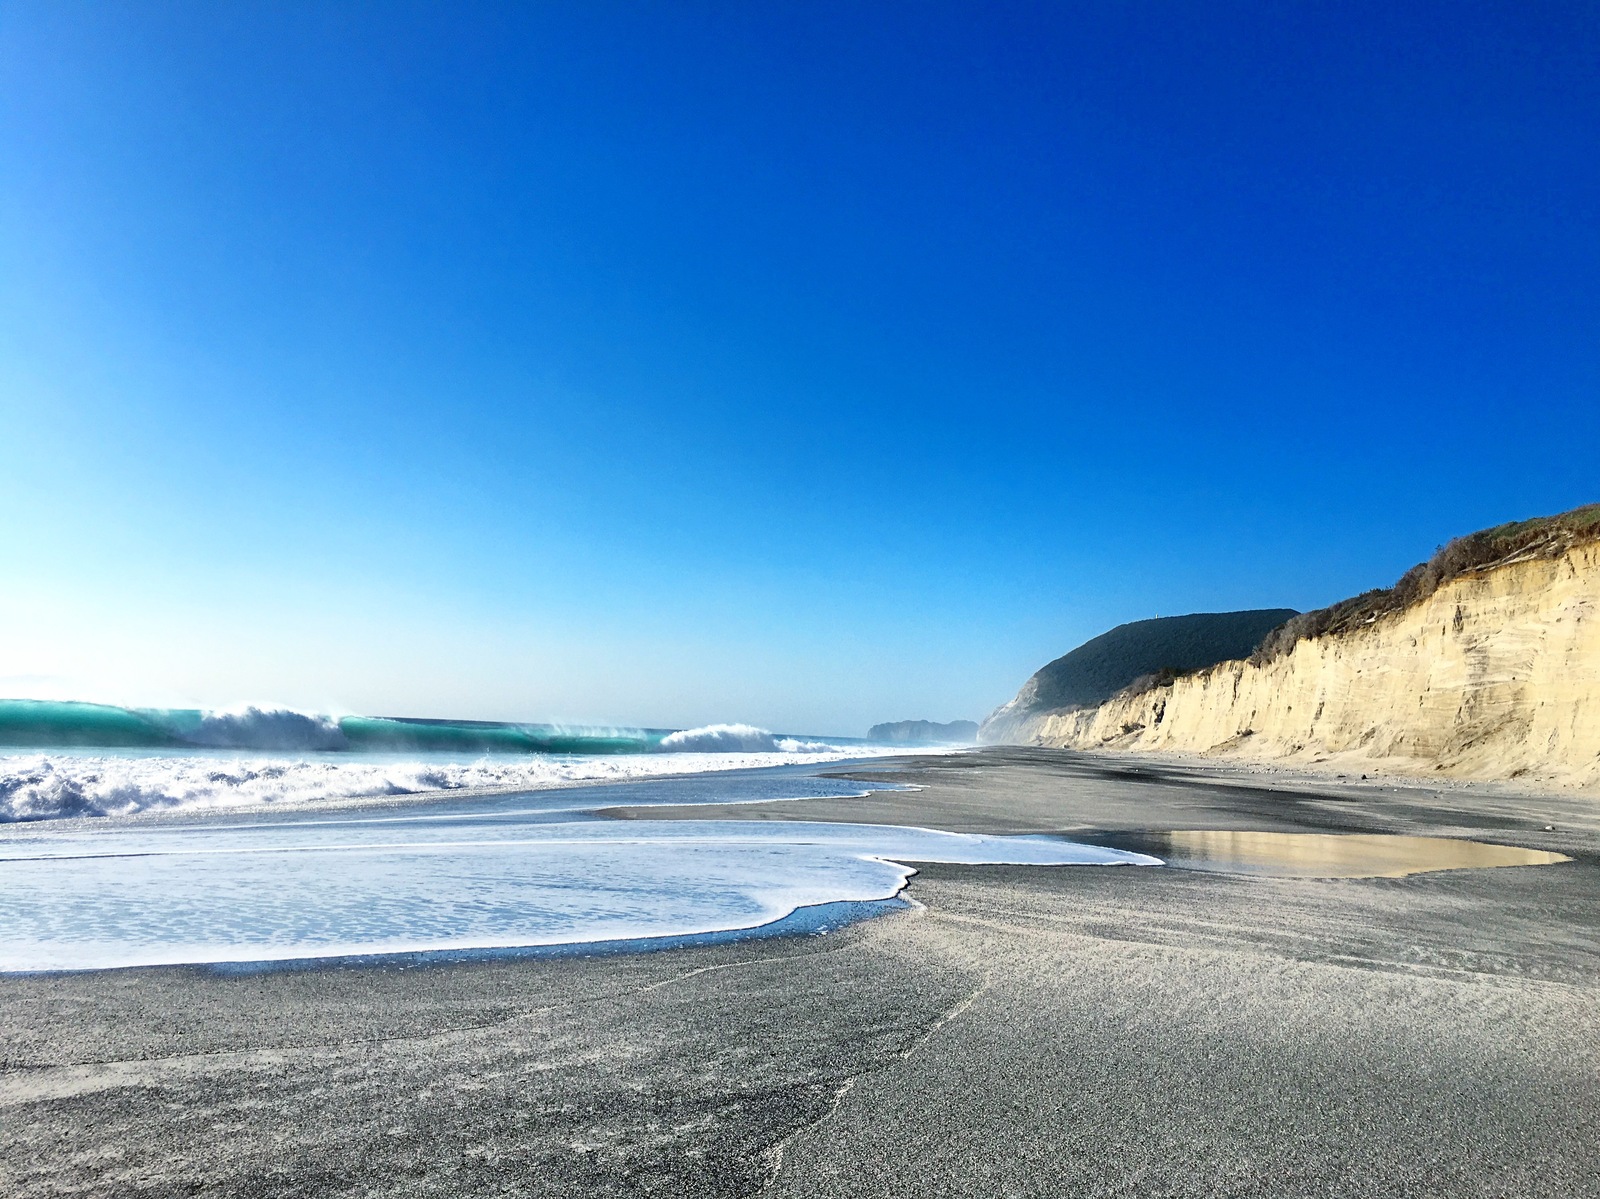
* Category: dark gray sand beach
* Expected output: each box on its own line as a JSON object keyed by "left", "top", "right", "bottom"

{"left": 4, "top": 748, "right": 1599, "bottom": 1197}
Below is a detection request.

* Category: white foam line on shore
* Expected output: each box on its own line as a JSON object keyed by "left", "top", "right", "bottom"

{"left": 0, "top": 818, "right": 1155, "bottom": 973}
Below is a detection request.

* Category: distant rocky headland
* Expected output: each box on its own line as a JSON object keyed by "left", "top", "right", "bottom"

{"left": 868, "top": 719, "right": 979, "bottom": 744}
{"left": 981, "top": 504, "right": 1600, "bottom": 790}
{"left": 980, "top": 609, "right": 1298, "bottom": 744}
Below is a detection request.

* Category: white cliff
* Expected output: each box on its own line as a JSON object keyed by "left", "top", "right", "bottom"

{"left": 991, "top": 520, "right": 1600, "bottom": 790}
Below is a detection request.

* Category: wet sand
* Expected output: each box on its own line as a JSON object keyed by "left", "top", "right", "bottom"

{"left": 3, "top": 748, "right": 1598, "bottom": 1196}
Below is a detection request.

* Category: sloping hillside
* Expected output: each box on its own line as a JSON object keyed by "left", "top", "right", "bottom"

{"left": 1006, "top": 504, "right": 1600, "bottom": 789}
{"left": 980, "top": 610, "right": 1296, "bottom": 742}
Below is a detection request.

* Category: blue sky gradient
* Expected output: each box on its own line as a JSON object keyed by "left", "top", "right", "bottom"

{"left": 2, "top": 1, "right": 1597, "bottom": 733}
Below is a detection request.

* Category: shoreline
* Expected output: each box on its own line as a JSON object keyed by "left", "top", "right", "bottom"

{"left": 4, "top": 747, "right": 1597, "bottom": 1196}
{"left": 0, "top": 748, "right": 931, "bottom": 831}
{"left": 601, "top": 745, "right": 1600, "bottom": 851}
{"left": 1, "top": 752, "right": 1148, "bottom": 975}
{"left": 0, "top": 744, "right": 936, "bottom": 826}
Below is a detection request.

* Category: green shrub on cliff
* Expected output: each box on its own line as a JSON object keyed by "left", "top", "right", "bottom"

{"left": 1253, "top": 502, "right": 1600, "bottom": 663}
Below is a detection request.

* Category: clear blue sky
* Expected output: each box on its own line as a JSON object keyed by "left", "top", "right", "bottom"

{"left": 2, "top": 1, "right": 1596, "bottom": 734}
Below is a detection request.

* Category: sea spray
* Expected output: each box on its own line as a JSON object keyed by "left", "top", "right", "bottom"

{"left": 654, "top": 723, "right": 834, "bottom": 753}
{"left": 0, "top": 699, "right": 663, "bottom": 755}
{"left": 0, "top": 701, "right": 852, "bottom": 757}
{"left": 0, "top": 700, "right": 919, "bottom": 823}
{"left": 172, "top": 706, "right": 349, "bottom": 751}
{"left": 0, "top": 745, "right": 910, "bottom": 822}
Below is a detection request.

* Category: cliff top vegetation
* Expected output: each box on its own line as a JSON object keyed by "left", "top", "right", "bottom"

{"left": 1252, "top": 502, "right": 1600, "bottom": 664}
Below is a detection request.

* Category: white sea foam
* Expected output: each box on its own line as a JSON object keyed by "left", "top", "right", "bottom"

{"left": 179, "top": 705, "right": 349, "bottom": 751}
{"left": 654, "top": 723, "right": 837, "bottom": 753}
{"left": 0, "top": 814, "right": 1158, "bottom": 972}
{"left": 0, "top": 745, "right": 912, "bottom": 823}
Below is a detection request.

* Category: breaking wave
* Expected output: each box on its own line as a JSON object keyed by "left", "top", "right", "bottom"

{"left": 177, "top": 706, "right": 349, "bottom": 751}
{"left": 0, "top": 701, "right": 862, "bottom": 759}
{"left": 0, "top": 744, "right": 910, "bottom": 823}
{"left": 0, "top": 699, "right": 666, "bottom": 755}
{"left": 0, "top": 698, "right": 933, "bottom": 823}
{"left": 654, "top": 723, "right": 836, "bottom": 753}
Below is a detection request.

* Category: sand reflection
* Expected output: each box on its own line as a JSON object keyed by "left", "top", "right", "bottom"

{"left": 1151, "top": 831, "right": 1570, "bottom": 878}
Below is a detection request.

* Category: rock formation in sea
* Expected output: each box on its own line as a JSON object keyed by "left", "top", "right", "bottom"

{"left": 982, "top": 504, "right": 1600, "bottom": 789}
{"left": 868, "top": 719, "right": 980, "bottom": 744}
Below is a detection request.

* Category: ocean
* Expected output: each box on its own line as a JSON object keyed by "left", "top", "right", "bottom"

{"left": 0, "top": 700, "right": 1158, "bottom": 971}
{"left": 0, "top": 698, "right": 897, "bottom": 821}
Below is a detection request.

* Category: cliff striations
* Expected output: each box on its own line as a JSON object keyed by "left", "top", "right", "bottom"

{"left": 990, "top": 506, "right": 1600, "bottom": 789}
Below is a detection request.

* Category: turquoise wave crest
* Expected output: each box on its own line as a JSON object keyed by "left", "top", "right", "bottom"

{"left": 0, "top": 699, "right": 667, "bottom": 755}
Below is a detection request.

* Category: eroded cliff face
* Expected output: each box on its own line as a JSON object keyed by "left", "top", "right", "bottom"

{"left": 1011, "top": 543, "right": 1600, "bottom": 789}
